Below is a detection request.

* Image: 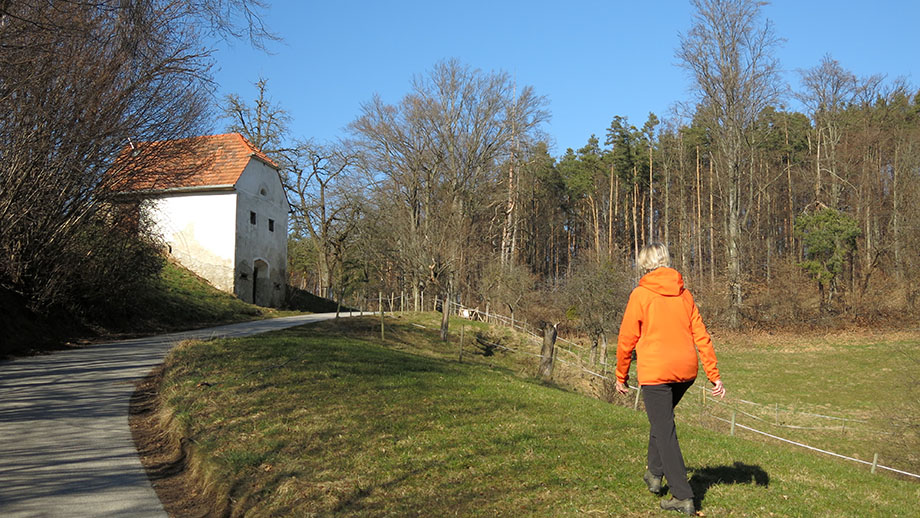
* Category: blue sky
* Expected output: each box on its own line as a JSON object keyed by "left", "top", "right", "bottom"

{"left": 208, "top": 0, "right": 920, "bottom": 156}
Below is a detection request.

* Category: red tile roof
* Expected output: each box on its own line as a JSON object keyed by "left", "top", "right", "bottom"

{"left": 113, "top": 133, "right": 279, "bottom": 192}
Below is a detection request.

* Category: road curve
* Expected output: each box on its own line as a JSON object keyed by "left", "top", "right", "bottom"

{"left": 0, "top": 313, "right": 346, "bottom": 518}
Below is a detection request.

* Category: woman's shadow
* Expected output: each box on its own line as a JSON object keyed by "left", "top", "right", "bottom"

{"left": 686, "top": 462, "right": 769, "bottom": 509}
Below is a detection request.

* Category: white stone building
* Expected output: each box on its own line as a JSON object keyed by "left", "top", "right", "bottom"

{"left": 118, "top": 133, "right": 289, "bottom": 307}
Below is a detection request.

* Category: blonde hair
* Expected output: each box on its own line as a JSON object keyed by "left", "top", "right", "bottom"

{"left": 638, "top": 242, "right": 671, "bottom": 271}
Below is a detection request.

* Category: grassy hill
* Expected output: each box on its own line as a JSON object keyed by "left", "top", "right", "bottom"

{"left": 151, "top": 314, "right": 919, "bottom": 517}
{"left": 2, "top": 260, "right": 305, "bottom": 358}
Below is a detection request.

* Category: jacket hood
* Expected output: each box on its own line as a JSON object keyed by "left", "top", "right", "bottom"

{"left": 639, "top": 267, "right": 684, "bottom": 296}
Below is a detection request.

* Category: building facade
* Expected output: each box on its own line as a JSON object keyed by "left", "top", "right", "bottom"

{"left": 120, "top": 133, "right": 289, "bottom": 307}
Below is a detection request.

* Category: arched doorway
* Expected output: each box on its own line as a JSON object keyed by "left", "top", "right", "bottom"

{"left": 252, "top": 259, "right": 269, "bottom": 306}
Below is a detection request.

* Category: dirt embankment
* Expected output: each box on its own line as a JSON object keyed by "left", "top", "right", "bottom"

{"left": 130, "top": 367, "right": 229, "bottom": 518}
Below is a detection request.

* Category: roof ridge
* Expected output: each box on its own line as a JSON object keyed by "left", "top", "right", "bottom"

{"left": 232, "top": 133, "right": 279, "bottom": 169}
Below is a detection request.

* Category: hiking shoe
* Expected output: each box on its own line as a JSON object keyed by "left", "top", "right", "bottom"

{"left": 642, "top": 470, "right": 662, "bottom": 494}
{"left": 660, "top": 497, "right": 695, "bottom": 515}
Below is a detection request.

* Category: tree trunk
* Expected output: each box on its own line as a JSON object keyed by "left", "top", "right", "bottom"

{"left": 335, "top": 286, "right": 344, "bottom": 318}
{"left": 608, "top": 165, "right": 615, "bottom": 259}
{"left": 664, "top": 158, "right": 670, "bottom": 248}
{"left": 726, "top": 143, "right": 743, "bottom": 329}
{"left": 893, "top": 142, "right": 902, "bottom": 283}
{"left": 709, "top": 156, "right": 715, "bottom": 286}
{"left": 589, "top": 195, "right": 600, "bottom": 261}
{"left": 632, "top": 174, "right": 639, "bottom": 268}
{"left": 815, "top": 134, "right": 822, "bottom": 203}
{"left": 640, "top": 191, "right": 646, "bottom": 245}
{"left": 567, "top": 227, "right": 573, "bottom": 276}
{"left": 538, "top": 323, "right": 557, "bottom": 381}
{"left": 785, "top": 113, "right": 795, "bottom": 257}
{"left": 500, "top": 152, "right": 516, "bottom": 266}
{"left": 600, "top": 333, "right": 609, "bottom": 374}
{"left": 379, "top": 291, "right": 385, "bottom": 340}
{"left": 649, "top": 144, "right": 654, "bottom": 241}
{"left": 440, "top": 291, "right": 450, "bottom": 341}
{"left": 696, "top": 146, "right": 703, "bottom": 281}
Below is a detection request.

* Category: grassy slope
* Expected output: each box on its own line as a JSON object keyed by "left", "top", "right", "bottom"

{"left": 159, "top": 315, "right": 919, "bottom": 517}
{"left": 2, "top": 260, "right": 299, "bottom": 358}
{"left": 122, "top": 260, "right": 270, "bottom": 333}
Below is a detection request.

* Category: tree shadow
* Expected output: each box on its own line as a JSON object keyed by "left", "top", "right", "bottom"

{"left": 688, "top": 462, "right": 769, "bottom": 509}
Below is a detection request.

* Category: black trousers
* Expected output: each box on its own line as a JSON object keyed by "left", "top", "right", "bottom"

{"left": 642, "top": 381, "right": 695, "bottom": 500}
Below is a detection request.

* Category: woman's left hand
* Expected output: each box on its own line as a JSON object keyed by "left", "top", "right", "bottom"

{"left": 615, "top": 380, "right": 630, "bottom": 395}
{"left": 711, "top": 379, "right": 725, "bottom": 399}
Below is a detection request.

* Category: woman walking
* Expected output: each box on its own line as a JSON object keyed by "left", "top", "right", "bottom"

{"left": 615, "top": 243, "right": 725, "bottom": 515}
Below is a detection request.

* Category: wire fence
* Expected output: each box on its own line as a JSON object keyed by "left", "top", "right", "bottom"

{"left": 598, "top": 376, "right": 917, "bottom": 480}
{"left": 396, "top": 299, "right": 920, "bottom": 482}
{"left": 349, "top": 293, "right": 918, "bottom": 481}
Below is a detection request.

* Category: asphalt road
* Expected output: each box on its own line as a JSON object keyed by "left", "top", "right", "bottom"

{"left": 0, "top": 313, "right": 344, "bottom": 518}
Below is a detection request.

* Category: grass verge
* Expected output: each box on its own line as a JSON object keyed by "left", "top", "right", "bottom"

{"left": 152, "top": 314, "right": 919, "bottom": 517}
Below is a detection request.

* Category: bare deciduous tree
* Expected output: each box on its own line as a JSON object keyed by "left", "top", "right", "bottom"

{"left": 562, "top": 258, "right": 631, "bottom": 368}
{"left": 223, "top": 77, "right": 293, "bottom": 157}
{"left": 0, "top": 0, "right": 271, "bottom": 315}
{"left": 797, "top": 55, "right": 883, "bottom": 208}
{"left": 676, "top": 0, "right": 783, "bottom": 328}
{"left": 287, "top": 141, "right": 364, "bottom": 299}
{"left": 350, "top": 59, "right": 549, "bottom": 340}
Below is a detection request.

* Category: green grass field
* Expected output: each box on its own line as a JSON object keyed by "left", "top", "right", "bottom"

{"left": 699, "top": 332, "right": 920, "bottom": 479}
{"left": 155, "top": 314, "right": 919, "bottom": 517}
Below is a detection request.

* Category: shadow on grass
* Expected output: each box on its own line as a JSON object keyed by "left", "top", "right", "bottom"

{"left": 331, "top": 462, "right": 439, "bottom": 515}
{"left": 689, "top": 462, "right": 769, "bottom": 509}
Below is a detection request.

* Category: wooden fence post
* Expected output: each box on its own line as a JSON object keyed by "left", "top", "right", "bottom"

{"left": 459, "top": 325, "right": 464, "bottom": 363}
{"left": 538, "top": 323, "right": 557, "bottom": 381}
{"left": 699, "top": 386, "right": 705, "bottom": 424}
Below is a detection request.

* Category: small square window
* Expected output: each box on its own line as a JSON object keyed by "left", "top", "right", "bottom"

{"left": 250, "top": 211, "right": 256, "bottom": 225}
{"left": 268, "top": 219, "right": 275, "bottom": 232}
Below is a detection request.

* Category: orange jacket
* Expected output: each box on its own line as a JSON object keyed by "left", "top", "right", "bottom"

{"left": 616, "top": 267, "right": 720, "bottom": 386}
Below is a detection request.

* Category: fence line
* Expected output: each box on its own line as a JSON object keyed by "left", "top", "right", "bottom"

{"left": 447, "top": 301, "right": 593, "bottom": 366}
{"left": 731, "top": 397, "right": 868, "bottom": 423}
{"left": 562, "top": 360, "right": 919, "bottom": 479}
{"left": 399, "top": 300, "right": 883, "bottom": 429}
{"left": 352, "top": 295, "right": 588, "bottom": 353}
{"left": 364, "top": 298, "right": 919, "bottom": 480}
{"left": 449, "top": 321, "right": 920, "bottom": 480}
{"left": 448, "top": 299, "right": 881, "bottom": 429}
{"left": 708, "top": 416, "right": 920, "bottom": 480}
{"left": 583, "top": 365, "right": 883, "bottom": 433}
{"left": 700, "top": 394, "right": 870, "bottom": 432}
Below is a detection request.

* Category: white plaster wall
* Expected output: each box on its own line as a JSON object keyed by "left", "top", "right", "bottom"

{"left": 143, "top": 192, "right": 237, "bottom": 293}
{"left": 234, "top": 160, "right": 289, "bottom": 307}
